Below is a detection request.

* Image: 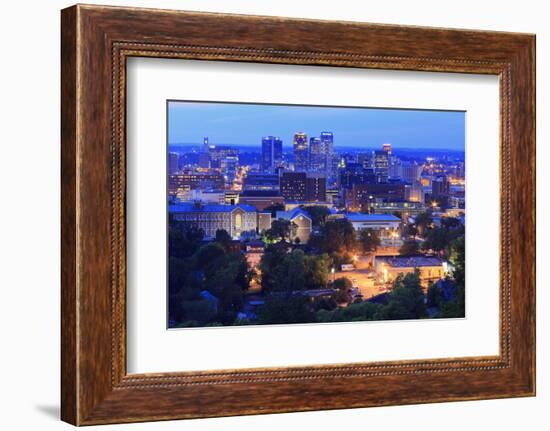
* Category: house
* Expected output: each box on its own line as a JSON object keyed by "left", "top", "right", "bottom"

{"left": 275, "top": 208, "right": 313, "bottom": 243}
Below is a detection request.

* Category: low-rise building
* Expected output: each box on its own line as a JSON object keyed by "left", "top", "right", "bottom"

{"left": 238, "top": 190, "right": 284, "bottom": 211}
{"left": 169, "top": 202, "right": 258, "bottom": 239}
{"left": 275, "top": 208, "right": 313, "bottom": 243}
{"left": 341, "top": 213, "right": 402, "bottom": 247}
{"left": 374, "top": 255, "right": 447, "bottom": 289}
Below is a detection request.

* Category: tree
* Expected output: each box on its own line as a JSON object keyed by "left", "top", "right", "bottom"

{"left": 399, "top": 238, "right": 420, "bottom": 256}
{"left": 423, "top": 226, "right": 451, "bottom": 256}
{"left": 303, "top": 205, "right": 331, "bottom": 227}
{"left": 316, "top": 301, "right": 383, "bottom": 323}
{"left": 281, "top": 249, "right": 306, "bottom": 292}
{"left": 358, "top": 228, "right": 381, "bottom": 253}
{"left": 266, "top": 218, "right": 296, "bottom": 242}
{"left": 427, "top": 282, "right": 443, "bottom": 308}
{"left": 377, "top": 271, "right": 427, "bottom": 320}
{"left": 440, "top": 237, "right": 465, "bottom": 318}
{"left": 256, "top": 295, "right": 315, "bottom": 325}
{"left": 333, "top": 277, "right": 353, "bottom": 304}
{"left": 168, "top": 220, "right": 204, "bottom": 259}
{"left": 215, "top": 229, "right": 232, "bottom": 247}
{"left": 304, "top": 253, "right": 330, "bottom": 289}
{"left": 414, "top": 211, "right": 433, "bottom": 237}
{"left": 193, "top": 242, "right": 226, "bottom": 278}
{"left": 259, "top": 243, "right": 289, "bottom": 293}
{"left": 318, "top": 219, "right": 357, "bottom": 254}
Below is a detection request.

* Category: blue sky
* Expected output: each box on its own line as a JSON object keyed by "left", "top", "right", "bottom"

{"left": 168, "top": 101, "right": 465, "bottom": 150}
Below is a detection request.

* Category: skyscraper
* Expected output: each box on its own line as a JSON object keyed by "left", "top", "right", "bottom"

{"left": 373, "top": 150, "right": 389, "bottom": 183}
{"left": 308, "top": 137, "right": 323, "bottom": 172}
{"left": 320, "top": 132, "right": 334, "bottom": 178}
{"left": 198, "top": 137, "right": 210, "bottom": 168}
{"left": 168, "top": 152, "right": 179, "bottom": 175}
{"left": 261, "top": 136, "right": 283, "bottom": 172}
{"left": 293, "top": 132, "right": 308, "bottom": 171}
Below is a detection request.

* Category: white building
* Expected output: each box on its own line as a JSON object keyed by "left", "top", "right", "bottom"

{"left": 344, "top": 213, "right": 402, "bottom": 247}
{"left": 169, "top": 202, "right": 258, "bottom": 239}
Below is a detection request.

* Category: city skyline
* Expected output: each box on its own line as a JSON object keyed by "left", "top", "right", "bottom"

{"left": 168, "top": 101, "right": 465, "bottom": 150}
{"left": 167, "top": 101, "right": 465, "bottom": 329}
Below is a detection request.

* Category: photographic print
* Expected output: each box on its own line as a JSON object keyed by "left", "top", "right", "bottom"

{"left": 167, "top": 101, "right": 466, "bottom": 328}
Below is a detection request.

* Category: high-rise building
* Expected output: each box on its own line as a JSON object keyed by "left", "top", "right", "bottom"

{"left": 373, "top": 150, "right": 389, "bottom": 183}
{"left": 280, "top": 171, "right": 307, "bottom": 201}
{"left": 221, "top": 155, "right": 238, "bottom": 182}
{"left": 383, "top": 143, "right": 392, "bottom": 156}
{"left": 320, "top": 132, "right": 334, "bottom": 177}
{"left": 168, "top": 152, "right": 179, "bottom": 174}
{"left": 209, "top": 145, "right": 238, "bottom": 169}
{"left": 306, "top": 174, "right": 327, "bottom": 202}
{"left": 400, "top": 161, "right": 423, "bottom": 183}
{"left": 405, "top": 181, "right": 424, "bottom": 203}
{"left": 280, "top": 172, "right": 326, "bottom": 202}
{"left": 338, "top": 163, "right": 376, "bottom": 190}
{"left": 261, "top": 136, "right": 283, "bottom": 172}
{"left": 293, "top": 132, "right": 308, "bottom": 171}
{"left": 308, "top": 137, "right": 324, "bottom": 172}
{"left": 357, "top": 153, "right": 372, "bottom": 169}
{"left": 198, "top": 137, "right": 210, "bottom": 168}
{"left": 432, "top": 175, "right": 450, "bottom": 197}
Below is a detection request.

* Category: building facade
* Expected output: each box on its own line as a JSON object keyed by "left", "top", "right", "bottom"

{"left": 261, "top": 136, "right": 283, "bottom": 173}
{"left": 169, "top": 202, "right": 258, "bottom": 239}
{"left": 293, "top": 132, "right": 308, "bottom": 171}
{"left": 343, "top": 213, "right": 402, "bottom": 247}
{"left": 374, "top": 255, "right": 447, "bottom": 289}
{"left": 275, "top": 208, "right": 313, "bottom": 243}
{"left": 168, "top": 172, "right": 225, "bottom": 196}
{"left": 280, "top": 172, "right": 307, "bottom": 201}
{"left": 168, "top": 152, "right": 179, "bottom": 175}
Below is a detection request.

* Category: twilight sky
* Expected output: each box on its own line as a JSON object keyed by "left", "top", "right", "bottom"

{"left": 168, "top": 101, "right": 465, "bottom": 151}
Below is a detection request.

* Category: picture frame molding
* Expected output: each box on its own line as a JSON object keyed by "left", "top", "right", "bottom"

{"left": 61, "top": 4, "right": 535, "bottom": 425}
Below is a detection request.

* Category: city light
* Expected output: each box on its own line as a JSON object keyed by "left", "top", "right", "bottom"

{"left": 167, "top": 101, "right": 466, "bottom": 328}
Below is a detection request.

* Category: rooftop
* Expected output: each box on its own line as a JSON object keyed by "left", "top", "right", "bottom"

{"left": 345, "top": 213, "right": 401, "bottom": 222}
{"left": 276, "top": 208, "right": 312, "bottom": 221}
{"left": 169, "top": 202, "right": 257, "bottom": 213}
{"left": 375, "top": 255, "right": 443, "bottom": 268}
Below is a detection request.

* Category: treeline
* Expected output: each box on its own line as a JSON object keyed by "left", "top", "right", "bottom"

{"left": 168, "top": 221, "right": 252, "bottom": 327}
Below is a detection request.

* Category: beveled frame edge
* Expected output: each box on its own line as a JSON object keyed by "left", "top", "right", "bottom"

{"left": 61, "top": 4, "right": 535, "bottom": 425}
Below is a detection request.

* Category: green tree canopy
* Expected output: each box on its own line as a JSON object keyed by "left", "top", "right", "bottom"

{"left": 358, "top": 228, "right": 381, "bottom": 253}
{"left": 318, "top": 219, "right": 357, "bottom": 254}
{"left": 266, "top": 218, "right": 296, "bottom": 242}
{"left": 440, "top": 236, "right": 465, "bottom": 318}
{"left": 377, "top": 271, "right": 427, "bottom": 320}
{"left": 256, "top": 295, "right": 315, "bottom": 325}
{"left": 422, "top": 226, "right": 451, "bottom": 256}
{"left": 414, "top": 211, "right": 433, "bottom": 237}
{"left": 215, "top": 229, "right": 232, "bottom": 247}
{"left": 303, "top": 205, "right": 331, "bottom": 227}
{"left": 399, "top": 238, "right": 420, "bottom": 256}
